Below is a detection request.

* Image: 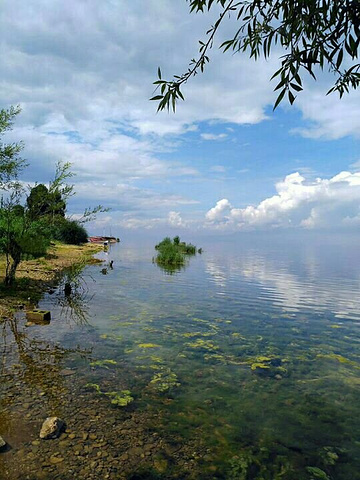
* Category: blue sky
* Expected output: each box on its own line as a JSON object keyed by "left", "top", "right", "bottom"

{"left": 1, "top": 0, "right": 359, "bottom": 235}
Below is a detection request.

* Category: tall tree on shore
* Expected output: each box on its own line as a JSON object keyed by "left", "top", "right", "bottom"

{"left": 0, "top": 105, "right": 26, "bottom": 188}
{"left": 0, "top": 107, "right": 50, "bottom": 286}
{"left": 26, "top": 162, "right": 74, "bottom": 223}
{"left": 0, "top": 194, "right": 50, "bottom": 286}
{"left": 152, "top": 0, "right": 360, "bottom": 111}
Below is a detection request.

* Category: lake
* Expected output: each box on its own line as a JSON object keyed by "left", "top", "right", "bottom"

{"left": 1, "top": 233, "right": 360, "bottom": 480}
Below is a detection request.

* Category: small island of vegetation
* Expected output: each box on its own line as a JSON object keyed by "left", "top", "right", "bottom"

{"left": 154, "top": 236, "right": 201, "bottom": 269}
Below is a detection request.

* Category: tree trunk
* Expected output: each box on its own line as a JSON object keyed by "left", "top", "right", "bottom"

{"left": 4, "top": 244, "right": 21, "bottom": 286}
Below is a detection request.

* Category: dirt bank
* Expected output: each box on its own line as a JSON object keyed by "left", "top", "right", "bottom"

{"left": 0, "top": 242, "right": 103, "bottom": 319}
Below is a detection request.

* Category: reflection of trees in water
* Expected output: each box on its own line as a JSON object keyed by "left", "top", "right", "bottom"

{"left": 54, "top": 262, "right": 96, "bottom": 325}
{"left": 155, "top": 262, "right": 188, "bottom": 276}
{"left": 0, "top": 315, "right": 91, "bottom": 403}
{"left": 0, "top": 267, "right": 94, "bottom": 415}
{"left": 0, "top": 315, "right": 91, "bottom": 456}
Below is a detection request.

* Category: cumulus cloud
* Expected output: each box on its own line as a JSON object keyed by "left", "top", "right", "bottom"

{"left": 206, "top": 199, "right": 232, "bottom": 222}
{"left": 168, "top": 211, "right": 186, "bottom": 227}
{"left": 205, "top": 171, "right": 360, "bottom": 230}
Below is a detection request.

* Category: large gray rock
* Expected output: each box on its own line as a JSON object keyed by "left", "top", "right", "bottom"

{"left": 40, "top": 417, "right": 65, "bottom": 440}
{"left": 0, "top": 436, "right": 6, "bottom": 450}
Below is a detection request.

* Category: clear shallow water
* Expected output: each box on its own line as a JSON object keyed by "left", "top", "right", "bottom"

{"left": 1, "top": 235, "right": 360, "bottom": 479}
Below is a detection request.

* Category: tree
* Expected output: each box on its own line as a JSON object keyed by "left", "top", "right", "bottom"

{"left": 27, "top": 182, "right": 67, "bottom": 221}
{"left": 48, "top": 161, "right": 74, "bottom": 224}
{"left": 26, "top": 184, "right": 52, "bottom": 220}
{"left": 0, "top": 105, "right": 26, "bottom": 188}
{"left": 0, "top": 193, "right": 51, "bottom": 285}
{"left": 152, "top": 0, "right": 360, "bottom": 111}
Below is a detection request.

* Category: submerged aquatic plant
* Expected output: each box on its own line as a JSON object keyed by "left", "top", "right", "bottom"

{"left": 138, "top": 343, "right": 160, "bottom": 349}
{"left": 90, "top": 359, "right": 117, "bottom": 369}
{"left": 185, "top": 338, "right": 219, "bottom": 351}
{"left": 85, "top": 383, "right": 133, "bottom": 407}
{"left": 85, "top": 383, "right": 102, "bottom": 394}
{"left": 105, "top": 390, "right": 133, "bottom": 407}
{"left": 246, "top": 355, "right": 288, "bottom": 377}
{"left": 316, "top": 353, "right": 360, "bottom": 369}
{"left": 149, "top": 368, "right": 180, "bottom": 393}
{"left": 100, "top": 333, "right": 123, "bottom": 341}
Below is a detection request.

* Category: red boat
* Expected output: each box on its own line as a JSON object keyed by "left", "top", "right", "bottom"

{"left": 89, "top": 236, "right": 119, "bottom": 244}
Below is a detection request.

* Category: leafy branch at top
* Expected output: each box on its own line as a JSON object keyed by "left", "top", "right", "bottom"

{"left": 151, "top": 0, "right": 360, "bottom": 111}
{"left": 151, "top": 0, "right": 236, "bottom": 112}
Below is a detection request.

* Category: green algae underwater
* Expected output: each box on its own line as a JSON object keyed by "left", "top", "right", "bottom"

{"left": 1, "top": 235, "right": 360, "bottom": 480}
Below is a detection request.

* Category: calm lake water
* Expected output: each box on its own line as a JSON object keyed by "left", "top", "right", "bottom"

{"left": 1, "top": 234, "right": 360, "bottom": 480}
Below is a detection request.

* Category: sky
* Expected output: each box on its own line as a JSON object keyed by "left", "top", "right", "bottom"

{"left": 1, "top": 0, "right": 360, "bottom": 236}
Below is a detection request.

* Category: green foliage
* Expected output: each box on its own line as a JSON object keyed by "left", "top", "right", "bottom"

{"left": 0, "top": 194, "right": 51, "bottom": 285}
{"left": 152, "top": 1, "right": 360, "bottom": 111}
{"left": 78, "top": 204, "right": 110, "bottom": 224}
{"left": 51, "top": 218, "right": 88, "bottom": 245}
{"left": 0, "top": 105, "right": 26, "bottom": 189}
{"left": 179, "top": 241, "right": 196, "bottom": 254}
{"left": 27, "top": 183, "right": 66, "bottom": 220}
{"left": 154, "top": 236, "right": 199, "bottom": 267}
{"left": 156, "top": 244, "right": 185, "bottom": 266}
{"left": 49, "top": 161, "right": 75, "bottom": 209}
{"left": 26, "top": 163, "right": 89, "bottom": 244}
{"left": 155, "top": 237, "right": 172, "bottom": 250}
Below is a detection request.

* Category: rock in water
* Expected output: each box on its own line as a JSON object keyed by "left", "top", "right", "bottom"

{"left": 0, "top": 436, "right": 6, "bottom": 450}
{"left": 40, "top": 417, "right": 65, "bottom": 439}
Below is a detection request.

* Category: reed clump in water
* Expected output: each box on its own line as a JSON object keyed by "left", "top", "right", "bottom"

{"left": 154, "top": 236, "right": 199, "bottom": 266}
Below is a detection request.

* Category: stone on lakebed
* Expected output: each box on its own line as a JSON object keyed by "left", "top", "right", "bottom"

{"left": 0, "top": 436, "right": 6, "bottom": 450}
{"left": 40, "top": 417, "right": 65, "bottom": 440}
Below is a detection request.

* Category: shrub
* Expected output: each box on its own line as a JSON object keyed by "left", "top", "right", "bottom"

{"left": 156, "top": 243, "right": 185, "bottom": 266}
{"left": 155, "top": 237, "right": 172, "bottom": 250}
{"left": 154, "top": 236, "right": 200, "bottom": 267}
{"left": 52, "top": 218, "right": 88, "bottom": 245}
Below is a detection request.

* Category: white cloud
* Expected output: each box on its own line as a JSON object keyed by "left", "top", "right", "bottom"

{"left": 168, "top": 211, "right": 186, "bottom": 227}
{"left": 2, "top": 0, "right": 360, "bottom": 233}
{"left": 1, "top": 0, "right": 359, "bottom": 146}
{"left": 201, "top": 133, "right": 227, "bottom": 141}
{"left": 292, "top": 88, "right": 360, "bottom": 139}
{"left": 206, "top": 199, "right": 232, "bottom": 222}
{"left": 205, "top": 171, "right": 360, "bottom": 230}
{"left": 94, "top": 210, "right": 188, "bottom": 231}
